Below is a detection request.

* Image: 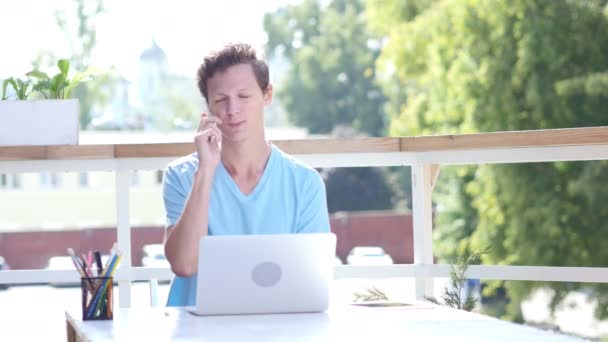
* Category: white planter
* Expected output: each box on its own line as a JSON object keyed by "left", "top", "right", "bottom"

{"left": 0, "top": 99, "right": 79, "bottom": 146}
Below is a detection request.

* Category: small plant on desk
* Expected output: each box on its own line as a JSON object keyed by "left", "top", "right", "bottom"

{"left": 425, "top": 247, "right": 490, "bottom": 312}
{"left": 353, "top": 286, "right": 390, "bottom": 302}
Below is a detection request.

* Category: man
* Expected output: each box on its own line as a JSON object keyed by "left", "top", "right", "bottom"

{"left": 162, "top": 43, "right": 331, "bottom": 306}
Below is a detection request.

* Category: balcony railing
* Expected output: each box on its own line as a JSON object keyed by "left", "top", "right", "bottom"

{"left": 1, "top": 126, "right": 607, "bottom": 308}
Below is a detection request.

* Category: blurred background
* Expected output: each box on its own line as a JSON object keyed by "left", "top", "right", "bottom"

{"left": 1, "top": 0, "right": 608, "bottom": 340}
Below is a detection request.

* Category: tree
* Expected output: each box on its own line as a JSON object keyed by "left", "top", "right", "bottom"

{"left": 322, "top": 166, "right": 395, "bottom": 213}
{"left": 369, "top": 0, "right": 608, "bottom": 321}
{"left": 51, "top": 2, "right": 199, "bottom": 131}
{"left": 264, "top": 0, "right": 402, "bottom": 214}
{"left": 264, "top": 0, "right": 387, "bottom": 136}
{"left": 321, "top": 125, "right": 398, "bottom": 213}
{"left": 52, "top": 0, "right": 121, "bottom": 129}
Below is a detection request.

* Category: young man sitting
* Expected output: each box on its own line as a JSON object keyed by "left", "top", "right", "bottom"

{"left": 162, "top": 43, "right": 330, "bottom": 306}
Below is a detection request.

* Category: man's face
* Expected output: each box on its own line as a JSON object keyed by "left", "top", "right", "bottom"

{"left": 206, "top": 63, "right": 272, "bottom": 144}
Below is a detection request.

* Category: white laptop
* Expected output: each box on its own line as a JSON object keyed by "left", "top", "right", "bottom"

{"left": 189, "top": 233, "right": 336, "bottom": 316}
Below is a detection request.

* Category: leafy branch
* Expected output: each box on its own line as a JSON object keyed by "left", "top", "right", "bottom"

{"left": 425, "top": 247, "right": 490, "bottom": 312}
{"left": 353, "top": 286, "right": 390, "bottom": 302}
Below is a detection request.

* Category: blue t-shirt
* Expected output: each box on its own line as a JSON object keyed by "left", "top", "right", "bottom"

{"left": 162, "top": 143, "right": 331, "bottom": 306}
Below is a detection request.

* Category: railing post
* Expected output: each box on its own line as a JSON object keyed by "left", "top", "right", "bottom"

{"left": 411, "top": 163, "right": 434, "bottom": 300}
{"left": 116, "top": 170, "right": 132, "bottom": 307}
{"left": 150, "top": 278, "right": 159, "bottom": 307}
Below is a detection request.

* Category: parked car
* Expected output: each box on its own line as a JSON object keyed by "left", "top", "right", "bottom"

{"left": 0, "top": 256, "right": 10, "bottom": 290}
{"left": 346, "top": 246, "right": 394, "bottom": 265}
{"left": 335, "top": 256, "right": 344, "bottom": 265}
{"left": 141, "top": 244, "right": 170, "bottom": 268}
{"left": 141, "top": 244, "right": 171, "bottom": 284}
{"left": 45, "top": 254, "right": 110, "bottom": 287}
{"left": 46, "top": 256, "right": 80, "bottom": 287}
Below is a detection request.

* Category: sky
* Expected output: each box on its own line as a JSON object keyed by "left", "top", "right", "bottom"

{"left": 0, "top": 0, "right": 300, "bottom": 80}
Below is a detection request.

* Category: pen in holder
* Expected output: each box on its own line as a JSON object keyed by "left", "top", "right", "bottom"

{"left": 81, "top": 276, "right": 113, "bottom": 321}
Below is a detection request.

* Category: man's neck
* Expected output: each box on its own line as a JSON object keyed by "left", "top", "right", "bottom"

{"left": 221, "top": 138, "right": 271, "bottom": 179}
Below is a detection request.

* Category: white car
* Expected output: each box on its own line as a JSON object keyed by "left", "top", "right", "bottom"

{"left": 141, "top": 244, "right": 170, "bottom": 268}
{"left": 335, "top": 256, "right": 344, "bottom": 265}
{"left": 347, "top": 246, "right": 394, "bottom": 265}
{"left": 45, "top": 256, "right": 80, "bottom": 287}
{"left": 0, "top": 256, "right": 10, "bottom": 290}
{"left": 46, "top": 255, "right": 110, "bottom": 287}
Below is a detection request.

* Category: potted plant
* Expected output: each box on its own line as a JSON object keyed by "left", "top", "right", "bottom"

{"left": 0, "top": 59, "right": 92, "bottom": 146}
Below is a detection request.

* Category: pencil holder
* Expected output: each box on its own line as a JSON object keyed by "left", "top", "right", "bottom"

{"left": 81, "top": 276, "right": 113, "bottom": 320}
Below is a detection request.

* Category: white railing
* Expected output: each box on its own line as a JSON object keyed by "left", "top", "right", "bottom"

{"left": 1, "top": 126, "right": 608, "bottom": 308}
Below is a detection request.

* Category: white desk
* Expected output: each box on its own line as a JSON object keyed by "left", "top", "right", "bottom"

{"left": 65, "top": 302, "right": 584, "bottom": 341}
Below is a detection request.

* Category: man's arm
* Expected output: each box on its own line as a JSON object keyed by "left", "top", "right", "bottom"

{"left": 297, "top": 171, "right": 331, "bottom": 233}
{"left": 164, "top": 114, "right": 222, "bottom": 277}
{"left": 164, "top": 170, "right": 213, "bottom": 277}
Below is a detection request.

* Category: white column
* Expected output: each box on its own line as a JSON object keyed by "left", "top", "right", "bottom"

{"left": 116, "top": 170, "right": 132, "bottom": 307}
{"left": 411, "top": 164, "right": 434, "bottom": 299}
{"left": 150, "top": 278, "right": 159, "bottom": 307}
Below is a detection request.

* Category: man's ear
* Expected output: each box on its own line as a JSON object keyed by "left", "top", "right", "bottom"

{"left": 203, "top": 102, "right": 213, "bottom": 116}
{"left": 263, "top": 83, "right": 273, "bottom": 105}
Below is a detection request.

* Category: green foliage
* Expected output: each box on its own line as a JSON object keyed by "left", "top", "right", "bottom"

{"left": 263, "top": 0, "right": 322, "bottom": 61}
{"left": 433, "top": 166, "right": 479, "bottom": 261}
{"left": 1, "top": 79, "right": 8, "bottom": 100}
{"left": 27, "top": 59, "right": 91, "bottom": 99}
{"left": 555, "top": 71, "right": 608, "bottom": 96}
{"left": 265, "top": 0, "right": 402, "bottom": 213}
{"left": 370, "top": 0, "right": 608, "bottom": 321}
{"left": 365, "top": 0, "right": 435, "bottom": 34}
{"left": 1, "top": 59, "right": 92, "bottom": 101}
{"left": 2, "top": 78, "right": 32, "bottom": 100}
{"left": 322, "top": 166, "right": 396, "bottom": 213}
{"left": 27, "top": 59, "right": 93, "bottom": 100}
{"left": 319, "top": 126, "right": 397, "bottom": 213}
{"left": 426, "top": 248, "right": 488, "bottom": 312}
{"left": 53, "top": 0, "right": 110, "bottom": 129}
{"left": 264, "top": 0, "right": 387, "bottom": 136}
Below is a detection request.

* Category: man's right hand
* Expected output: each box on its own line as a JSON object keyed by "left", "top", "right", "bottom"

{"left": 195, "top": 113, "right": 223, "bottom": 175}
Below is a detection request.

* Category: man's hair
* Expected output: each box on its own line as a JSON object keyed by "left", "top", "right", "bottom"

{"left": 196, "top": 43, "right": 269, "bottom": 102}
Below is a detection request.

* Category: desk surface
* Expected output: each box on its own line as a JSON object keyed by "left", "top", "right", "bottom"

{"left": 65, "top": 302, "right": 584, "bottom": 342}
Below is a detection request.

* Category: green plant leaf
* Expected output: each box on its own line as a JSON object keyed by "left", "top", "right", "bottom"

{"left": 28, "top": 70, "right": 51, "bottom": 99}
{"left": 50, "top": 74, "right": 68, "bottom": 99}
{"left": 463, "top": 295, "right": 478, "bottom": 312}
{"left": 1, "top": 79, "right": 10, "bottom": 100}
{"left": 26, "top": 70, "right": 50, "bottom": 80}
{"left": 424, "top": 295, "right": 440, "bottom": 305}
{"left": 64, "top": 69, "right": 95, "bottom": 99}
{"left": 7, "top": 78, "right": 18, "bottom": 93}
{"left": 32, "top": 80, "right": 51, "bottom": 99}
{"left": 57, "top": 59, "right": 70, "bottom": 77}
{"left": 426, "top": 248, "right": 489, "bottom": 311}
{"left": 9, "top": 78, "right": 31, "bottom": 100}
{"left": 25, "top": 60, "right": 94, "bottom": 100}
{"left": 7, "top": 78, "right": 28, "bottom": 100}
